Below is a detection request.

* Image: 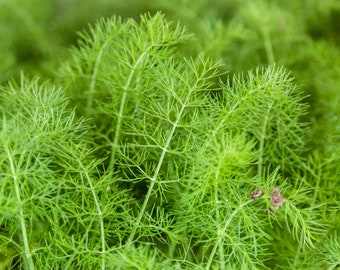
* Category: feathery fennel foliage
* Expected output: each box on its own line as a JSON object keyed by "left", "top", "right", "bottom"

{"left": 0, "top": 77, "right": 99, "bottom": 268}
{"left": 0, "top": 9, "right": 339, "bottom": 270}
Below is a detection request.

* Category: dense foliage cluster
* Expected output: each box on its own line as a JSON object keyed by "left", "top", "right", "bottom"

{"left": 0, "top": 1, "right": 339, "bottom": 269}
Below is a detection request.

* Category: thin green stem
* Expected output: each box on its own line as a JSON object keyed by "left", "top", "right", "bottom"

{"left": 87, "top": 41, "right": 108, "bottom": 111}
{"left": 126, "top": 78, "right": 197, "bottom": 247}
{"left": 205, "top": 199, "right": 254, "bottom": 269}
{"left": 80, "top": 166, "right": 106, "bottom": 270}
{"left": 257, "top": 101, "right": 273, "bottom": 180}
{"left": 126, "top": 179, "right": 155, "bottom": 247}
{"left": 4, "top": 143, "right": 35, "bottom": 270}
{"left": 108, "top": 47, "right": 151, "bottom": 175}
{"left": 214, "top": 179, "right": 226, "bottom": 270}
{"left": 312, "top": 164, "right": 321, "bottom": 204}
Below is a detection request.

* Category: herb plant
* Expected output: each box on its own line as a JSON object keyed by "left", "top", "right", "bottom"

{"left": 1, "top": 1, "right": 339, "bottom": 269}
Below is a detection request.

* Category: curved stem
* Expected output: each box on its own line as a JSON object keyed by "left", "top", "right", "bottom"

{"left": 85, "top": 172, "right": 106, "bottom": 270}
{"left": 4, "top": 143, "right": 35, "bottom": 270}
{"left": 108, "top": 47, "right": 151, "bottom": 176}
{"left": 87, "top": 41, "right": 108, "bottom": 111}
{"left": 76, "top": 160, "right": 106, "bottom": 270}
{"left": 126, "top": 76, "right": 197, "bottom": 247}
{"left": 214, "top": 179, "right": 226, "bottom": 270}
{"left": 205, "top": 199, "right": 254, "bottom": 269}
{"left": 257, "top": 101, "right": 274, "bottom": 180}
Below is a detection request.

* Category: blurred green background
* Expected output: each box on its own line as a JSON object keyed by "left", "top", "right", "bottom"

{"left": 1, "top": 0, "right": 339, "bottom": 80}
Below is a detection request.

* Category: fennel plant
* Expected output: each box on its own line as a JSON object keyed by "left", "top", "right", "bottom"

{"left": 0, "top": 3, "right": 339, "bottom": 270}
